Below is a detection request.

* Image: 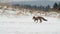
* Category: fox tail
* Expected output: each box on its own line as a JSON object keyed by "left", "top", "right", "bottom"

{"left": 42, "top": 17, "right": 47, "bottom": 21}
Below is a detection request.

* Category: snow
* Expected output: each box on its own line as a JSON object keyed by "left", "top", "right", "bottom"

{"left": 0, "top": 15, "right": 60, "bottom": 34}
{"left": 0, "top": 7, "right": 60, "bottom": 34}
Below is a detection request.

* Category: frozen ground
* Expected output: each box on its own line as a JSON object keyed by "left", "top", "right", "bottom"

{"left": 0, "top": 15, "right": 60, "bottom": 34}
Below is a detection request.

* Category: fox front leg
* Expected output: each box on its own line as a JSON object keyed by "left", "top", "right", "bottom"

{"left": 36, "top": 20, "right": 38, "bottom": 23}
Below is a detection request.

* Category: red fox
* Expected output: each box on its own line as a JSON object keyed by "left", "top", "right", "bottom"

{"left": 33, "top": 16, "right": 47, "bottom": 23}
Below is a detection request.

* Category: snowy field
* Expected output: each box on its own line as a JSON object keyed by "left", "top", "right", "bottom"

{"left": 0, "top": 7, "right": 60, "bottom": 34}
{"left": 0, "top": 15, "right": 60, "bottom": 34}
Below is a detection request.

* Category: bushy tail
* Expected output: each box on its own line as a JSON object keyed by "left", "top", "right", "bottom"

{"left": 42, "top": 17, "right": 47, "bottom": 21}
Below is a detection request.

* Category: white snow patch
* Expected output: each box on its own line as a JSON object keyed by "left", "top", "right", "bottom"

{"left": 0, "top": 15, "right": 60, "bottom": 34}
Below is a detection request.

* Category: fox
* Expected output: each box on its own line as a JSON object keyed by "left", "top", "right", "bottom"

{"left": 33, "top": 16, "right": 47, "bottom": 23}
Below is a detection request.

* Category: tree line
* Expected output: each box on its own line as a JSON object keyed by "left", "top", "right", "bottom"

{"left": 13, "top": 2, "right": 60, "bottom": 12}
{"left": 53, "top": 2, "right": 60, "bottom": 10}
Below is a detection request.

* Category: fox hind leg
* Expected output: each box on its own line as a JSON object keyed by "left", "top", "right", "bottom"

{"left": 40, "top": 19, "right": 42, "bottom": 23}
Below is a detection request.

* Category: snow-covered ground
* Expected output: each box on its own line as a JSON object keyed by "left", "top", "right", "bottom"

{"left": 0, "top": 15, "right": 60, "bottom": 34}
{"left": 0, "top": 7, "right": 60, "bottom": 34}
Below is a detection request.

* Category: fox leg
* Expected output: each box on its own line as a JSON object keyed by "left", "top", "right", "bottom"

{"left": 34, "top": 20, "right": 38, "bottom": 23}
{"left": 34, "top": 20, "right": 37, "bottom": 23}
{"left": 40, "top": 19, "right": 42, "bottom": 23}
{"left": 36, "top": 20, "right": 38, "bottom": 23}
